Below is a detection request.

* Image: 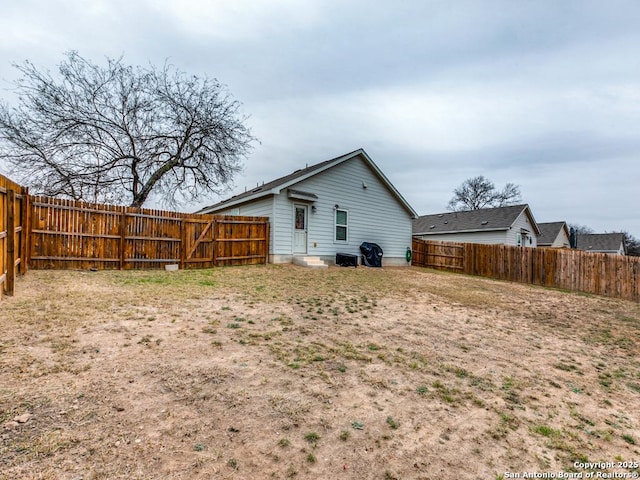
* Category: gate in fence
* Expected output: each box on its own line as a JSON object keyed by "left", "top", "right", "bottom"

{"left": 1, "top": 173, "right": 269, "bottom": 298}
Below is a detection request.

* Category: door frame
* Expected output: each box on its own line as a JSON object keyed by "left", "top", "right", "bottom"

{"left": 292, "top": 203, "right": 308, "bottom": 254}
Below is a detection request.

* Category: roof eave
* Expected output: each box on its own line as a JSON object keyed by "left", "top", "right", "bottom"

{"left": 199, "top": 189, "right": 276, "bottom": 213}
{"left": 413, "top": 227, "right": 510, "bottom": 236}
{"left": 198, "top": 148, "right": 418, "bottom": 218}
{"left": 521, "top": 205, "right": 542, "bottom": 235}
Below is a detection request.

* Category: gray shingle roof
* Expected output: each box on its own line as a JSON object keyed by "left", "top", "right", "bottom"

{"left": 413, "top": 204, "right": 539, "bottom": 235}
{"left": 576, "top": 233, "right": 627, "bottom": 253}
{"left": 197, "top": 153, "right": 345, "bottom": 213}
{"left": 537, "top": 222, "right": 568, "bottom": 246}
{"left": 196, "top": 148, "right": 417, "bottom": 217}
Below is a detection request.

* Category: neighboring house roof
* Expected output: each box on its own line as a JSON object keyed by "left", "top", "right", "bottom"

{"left": 197, "top": 148, "right": 417, "bottom": 218}
{"left": 576, "top": 233, "right": 627, "bottom": 254}
{"left": 537, "top": 221, "right": 569, "bottom": 246}
{"left": 413, "top": 204, "right": 541, "bottom": 236}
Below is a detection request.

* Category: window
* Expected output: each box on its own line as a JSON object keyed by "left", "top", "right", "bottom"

{"left": 295, "top": 206, "right": 305, "bottom": 230}
{"left": 335, "top": 209, "right": 348, "bottom": 241}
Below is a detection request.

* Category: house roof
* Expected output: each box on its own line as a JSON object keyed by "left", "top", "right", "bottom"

{"left": 197, "top": 148, "right": 417, "bottom": 217}
{"left": 576, "top": 233, "right": 627, "bottom": 254}
{"left": 413, "top": 204, "right": 541, "bottom": 236}
{"left": 537, "top": 221, "right": 569, "bottom": 246}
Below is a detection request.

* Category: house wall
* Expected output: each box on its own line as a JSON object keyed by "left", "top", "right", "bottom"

{"left": 215, "top": 196, "right": 274, "bottom": 217}
{"left": 270, "top": 192, "right": 294, "bottom": 262}
{"left": 506, "top": 211, "right": 538, "bottom": 247}
{"left": 273, "top": 155, "right": 413, "bottom": 265}
{"left": 551, "top": 231, "right": 570, "bottom": 248}
{"left": 416, "top": 210, "right": 539, "bottom": 248}
{"left": 415, "top": 230, "right": 508, "bottom": 245}
{"left": 588, "top": 243, "right": 626, "bottom": 255}
{"left": 214, "top": 196, "right": 275, "bottom": 255}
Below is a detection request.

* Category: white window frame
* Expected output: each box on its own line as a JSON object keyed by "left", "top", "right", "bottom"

{"left": 335, "top": 209, "right": 348, "bottom": 243}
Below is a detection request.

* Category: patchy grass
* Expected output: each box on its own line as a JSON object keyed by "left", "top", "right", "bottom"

{"left": 0, "top": 265, "right": 639, "bottom": 479}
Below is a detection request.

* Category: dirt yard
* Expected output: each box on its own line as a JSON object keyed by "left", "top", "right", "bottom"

{"left": 1, "top": 264, "right": 639, "bottom": 480}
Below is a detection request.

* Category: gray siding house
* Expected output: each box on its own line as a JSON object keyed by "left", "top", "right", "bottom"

{"left": 198, "top": 149, "right": 417, "bottom": 266}
{"left": 537, "top": 222, "right": 571, "bottom": 248}
{"left": 576, "top": 233, "right": 627, "bottom": 255}
{"left": 413, "top": 204, "right": 540, "bottom": 247}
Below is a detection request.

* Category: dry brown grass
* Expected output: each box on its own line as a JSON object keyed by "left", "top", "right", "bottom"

{"left": 1, "top": 264, "right": 640, "bottom": 479}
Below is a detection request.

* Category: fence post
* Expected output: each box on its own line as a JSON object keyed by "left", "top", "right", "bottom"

{"left": 119, "top": 210, "right": 126, "bottom": 270}
{"left": 264, "top": 221, "right": 270, "bottom": 264}
{"left": 5, "top": 189, "right": 15, "bottom": 296}
{"left": 211, "top": 218, "right": 217, "bottom": 268}
{"left": 19, "top": 187, "right": 30, "bottom": 274}
{"left": 179, "top": 218, "right": 186, "bottom": 270}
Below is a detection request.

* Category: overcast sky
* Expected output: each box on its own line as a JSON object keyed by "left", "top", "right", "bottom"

{"left": 1, "top": 0, "right": 639, "bottom": 237}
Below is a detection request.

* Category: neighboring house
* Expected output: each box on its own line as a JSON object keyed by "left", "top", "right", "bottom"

{"left": 413, "top": 204, "right": 540, "bottom": 247}
{"left": 537, "top": 221, "right": 571, "bottom": 248}
{"left": 197, "top": 149, "right": 417, "bottom": 266}
{"left": 576, "top": 233, "right": 627, "bottom": 255}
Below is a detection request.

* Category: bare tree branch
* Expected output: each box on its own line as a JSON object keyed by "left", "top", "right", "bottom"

{"left": 0, "top": 51, "right": 255, "bottom": 207}
{"left": 567, "top": 223, "right": 595, "bottom": 235}
{"left": 447, "top": 175, "right": 522, "bottom": 211}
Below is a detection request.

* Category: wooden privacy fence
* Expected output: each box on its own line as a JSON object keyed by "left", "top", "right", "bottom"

{"left": 412, "top": 238, "right": 640, "bottom": 303}
{"left": 1, "top": 170, "right": 270, "bottom": 299}
{"left": 0, "top": 174, "right": 28, "bottom": 296}
{"left": 29, "top": 196, "right": 269, "bottom": 270}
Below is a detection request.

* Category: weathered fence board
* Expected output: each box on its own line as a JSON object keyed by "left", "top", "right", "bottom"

{"left": 0, "top": 174, "right": 27, "bottom": 297}
{"left": 412, "top": 238, "right": 640, "bottom": 303}
{"left": 28, "top": 196, "right": 269, "bottom": 270}
{"left": 412, "top": 239, "right": 464, "bottom": 271}
{"left": 1, "top": 172, "right": 270, "bottom": 298}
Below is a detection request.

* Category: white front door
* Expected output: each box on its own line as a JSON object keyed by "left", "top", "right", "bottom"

{"left": 293, "top": 204, "right": 308, "bottom": 254}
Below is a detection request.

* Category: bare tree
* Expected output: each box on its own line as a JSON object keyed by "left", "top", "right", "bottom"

{"left": 624, "top": 232, "right": 640, "bottom": 256}
{"left": 567, "top": 223, "right": 595, "bottom": 235}
{"left": 0, "top": 51, "right": 255, "bottom": 207}
{"left": 447, "top": 175, "right": 522, "bottom": 211}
